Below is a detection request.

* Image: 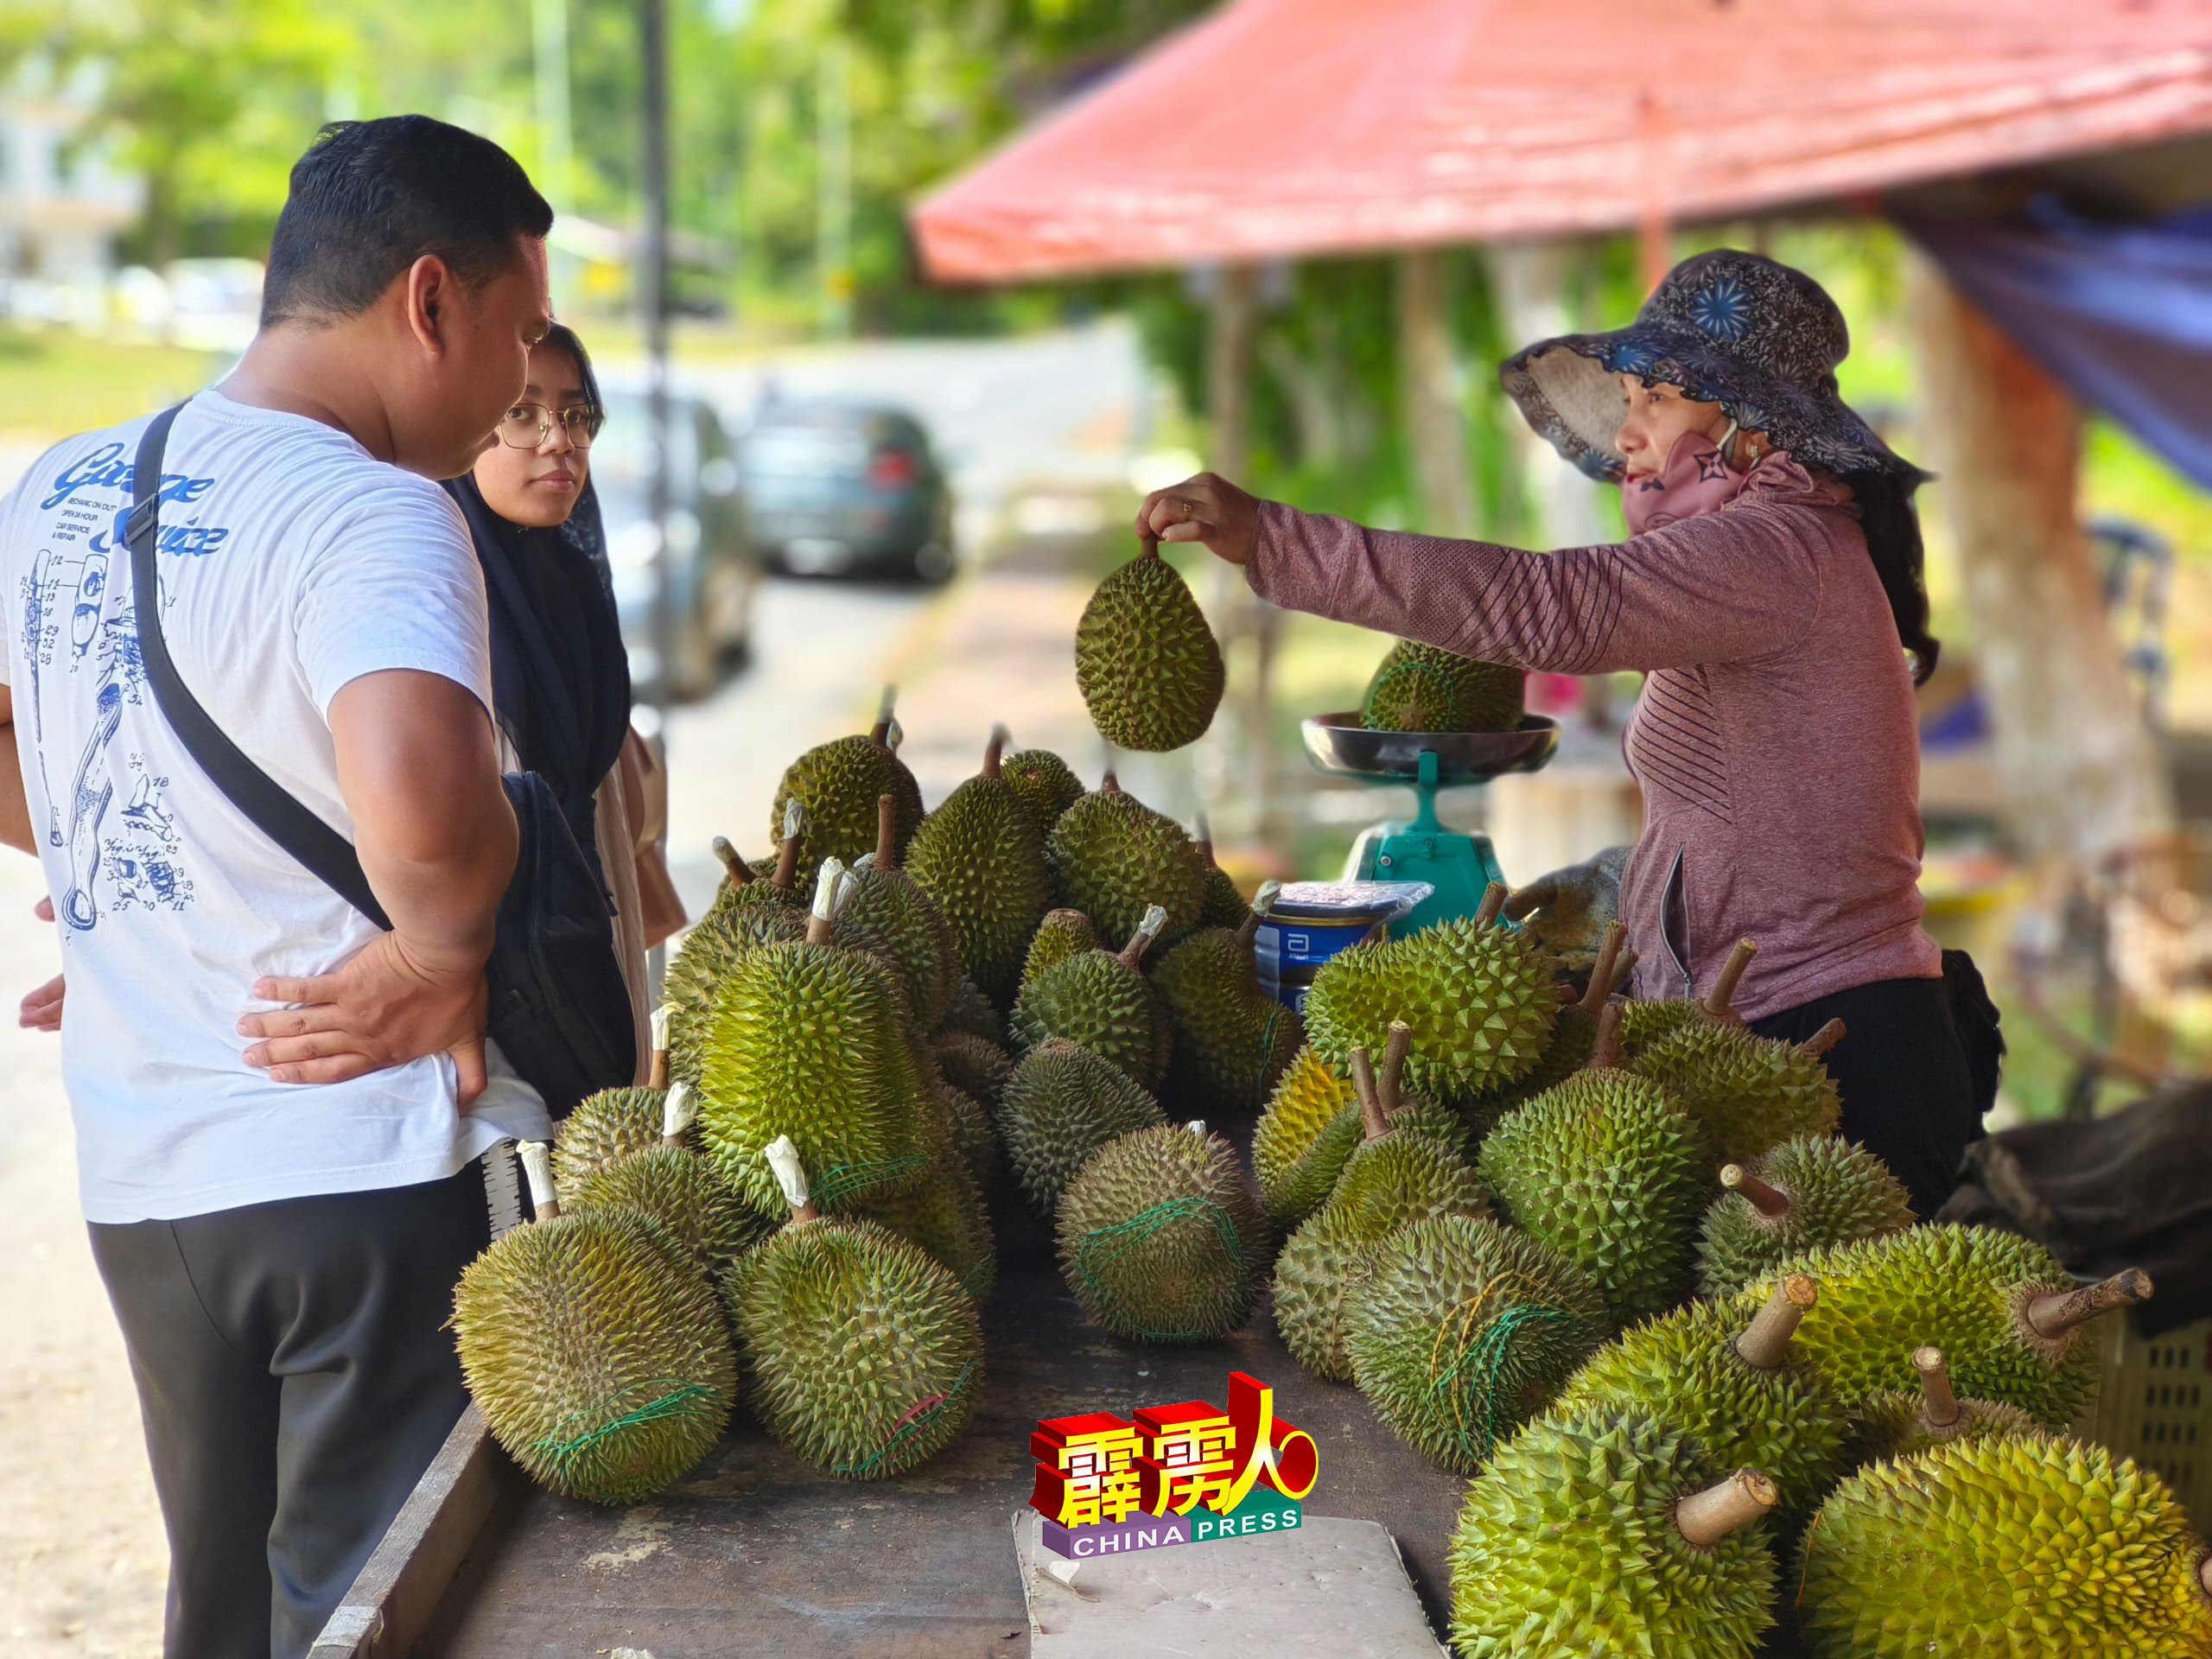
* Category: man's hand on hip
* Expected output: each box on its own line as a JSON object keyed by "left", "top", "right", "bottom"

{"left": 238, "top": 931, "right": 490, "bottom": 1105}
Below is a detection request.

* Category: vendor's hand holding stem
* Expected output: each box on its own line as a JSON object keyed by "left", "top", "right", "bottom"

{"left": 1135, "top": 473, "right": 1261, "bottom": 567}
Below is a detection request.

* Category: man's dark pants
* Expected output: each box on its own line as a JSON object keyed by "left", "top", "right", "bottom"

{"left": 87, "top": 1163, "right": 490, "bottom": 1658}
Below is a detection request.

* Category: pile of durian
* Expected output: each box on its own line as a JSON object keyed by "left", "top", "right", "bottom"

{"left": 450, "top": 694, "right": 1300, "bottom": 1503}
{"left": 1260, "top": 903, "right": 2210, "bottom": 1657}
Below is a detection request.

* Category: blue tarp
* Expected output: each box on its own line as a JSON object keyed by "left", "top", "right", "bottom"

{"left": 1907, "top": 201, "right": 2212, "bottom": 493}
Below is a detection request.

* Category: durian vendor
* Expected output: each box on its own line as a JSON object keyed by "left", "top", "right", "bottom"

{"left": 1138, "top": 250, "right": 2002, "bottom": 1218}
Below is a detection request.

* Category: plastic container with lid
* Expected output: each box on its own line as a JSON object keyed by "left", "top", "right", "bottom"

{"left": 1255, "top": 880, "right": 1433, "bottom": 1015}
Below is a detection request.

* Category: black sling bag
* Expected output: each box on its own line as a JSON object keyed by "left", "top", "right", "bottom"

{"left": 124, "top": 403, "right": 635, "bottom": 1117}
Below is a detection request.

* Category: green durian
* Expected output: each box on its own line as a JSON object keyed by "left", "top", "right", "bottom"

{"left": 695, "top": 861, "right": 931, "bottom": 1219}
{"left": 736, "top": 1139, "right": 983, "bottom": 1480}
{"left": 1344, "top": 1212, "right": 1607, "bottom": 1473}
{"left": 933, "top": 1078, "right": 1000, "bottom": 1192}
{"left": 700, "top": 818, "right": 810, "bottom": 925}
{"left": 1001, "top": 747, "right": 1085, "bottom": 837}
{"left": 999, "top": 1039, "right": 1166, "bottom": 1217}
{"left": 1550, "top": 1274, "right": 1846, "bottom": 1515}
{"left": 931, "top": 1031, "right": 1014, "bottom": 1116}
{"left": 1847, "top": 1344, "right": 2047, "bottom": 1468}
{"left": 554, "top": 1085, "right": 668, "bottom": 1195}
{"left": 1274, "top": 1044, "right": 1490, "bottom": 1382}
{"left": 853, "top": 1156, "right": 996, "bottom": 1305}
{"left": 1449, "top": 1410, "right": 1781, "bottom": 1659}
{"left": 1075, "top": 537, "right": 1224, "bottom": 753}
{"left": 1695, "top": 1136, "right": 1914, "bottom": 1300}
{"left": 1359, "top": 639, "right": 1524, "bottom": 734}
{"left": 1150, "top": 883, "right": 1301, "bottom": 1116}
{"left": 1020, "top": 907, "right": 1099, "bottom": 991}
{"left": 1732, "top": 1227, "right": 2146, "bottom": 1427}
{"left": 1478, "top": 1005, "right": 1707, "bottom": 1329}
{"left": 1302, "top": 884, "right": 1559, "bottom": 1110}
{"left": 1252, "top": 1047, "right": 1363, "bottom": 1230}
{"left": 842, "top": 793, "right": 961, "bottom": 1032}
{"left": 454, "top": 1144, "right": 736, "bottom": 1505}
{"left": 1635, "top": 1013, "right": 1845, "bottom": 1170}
{"left": 1479, "top": 918, "right": 1632, "bottom": 1123}
{"left": 1057, "top": 1120, "right": 1267, "bottom": 1343}
{"left": 1797, "top": 1433, "right": 2212, "bottom": 1659}
{"left": 1192, "top": 811, "right": 1249, "bottom": 931}
{"left": 567, "top": 1088, "right": 772, "bottom": 1284}
{"left": 768, "top": 691, "right": 925, "bottom": 890}
{"left": 905, "top": 728, "right": 1053, "bottom": 1006}
{"left": 1615, "top": 938, "right": 1759, "bottom": 1060}
{"left": 938, "top": 976, "right": 1007, "bottom": 1046}
{"left": 1010, "top": 906, "right": 1174, "bottom": 1088}
{"left": 1045, "top": 774, "right": 1210, "bottom": 951}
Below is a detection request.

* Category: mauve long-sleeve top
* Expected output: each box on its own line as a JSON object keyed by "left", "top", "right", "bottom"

{"left": 1244, "top": 458, "right": 1942, "bottom": 1020}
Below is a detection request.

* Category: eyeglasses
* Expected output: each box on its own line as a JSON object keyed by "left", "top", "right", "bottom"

{"left": 497, "top": 402, "right": 604, "bottom": 449}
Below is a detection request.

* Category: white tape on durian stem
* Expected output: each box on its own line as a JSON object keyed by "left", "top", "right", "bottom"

{"left": 663, "top": 1082, "right": 697, "bottom": 1142}
{"left": 1194, "top": 809, "right": 1211, "bottom": 844}
{"left": 651, "top": 1002, "right": 672, "bottom": 1054}
{"left": 1253, "top": 880, "right": 1283, "bottom": 917}
{"left": 811, "top": 856, "right": 849, "bottom": 923}
{"left": 518, "top": 1141, "right": 560, "bottom": 1217}
{"left": 852, "top": 852, "right": 877, "bottom": 873}
{"left": 765, "top": 1135, "right": 814, "bottom": 1216}
{"left": 785, "top": 798, "right": 807, "bottom": 841}
{"left": 1138, "top": 904, "right": 1168, "bottom": 943}
{"left": 877, "top": 683, "right": 898, "bottom": 728}
{"left": 1185, "top": 1120, "right": 1207, "bottom": 1139}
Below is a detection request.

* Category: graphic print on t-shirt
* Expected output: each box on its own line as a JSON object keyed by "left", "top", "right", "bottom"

{"left": 19, "top": 435, "right": 224, "bottom": 931}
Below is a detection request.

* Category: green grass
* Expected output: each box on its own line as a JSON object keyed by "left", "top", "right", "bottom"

{"left": 0, "top": 327, "right": 226, "bottom": 441}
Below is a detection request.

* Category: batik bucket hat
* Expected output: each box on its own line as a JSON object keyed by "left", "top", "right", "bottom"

{"left": 1500, "top": 249, "right": 1926, "bottom": 488}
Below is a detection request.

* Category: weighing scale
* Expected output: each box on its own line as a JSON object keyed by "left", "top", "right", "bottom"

{"left": 1299, "top": 713, "right": 1560, "bottom": 936}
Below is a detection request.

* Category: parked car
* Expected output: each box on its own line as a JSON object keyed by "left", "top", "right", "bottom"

{"left": 594, "top": 387, "right": 765, "bottom": 702}
{"left": 740, "top": 401, "right": 956, "bottom": 582}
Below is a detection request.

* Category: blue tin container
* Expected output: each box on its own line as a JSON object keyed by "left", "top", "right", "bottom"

{"left": 1255, "top": 880, "right": 1433, "bottom": 1015}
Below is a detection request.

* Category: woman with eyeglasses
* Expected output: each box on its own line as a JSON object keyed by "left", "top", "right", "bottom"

{"left": 442, "top": 324, "right": 685, "bottom": 1085}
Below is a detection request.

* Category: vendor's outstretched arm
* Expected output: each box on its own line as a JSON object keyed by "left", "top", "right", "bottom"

{"left": 1244, "top": 498, "right": 1825, "bottom": 674}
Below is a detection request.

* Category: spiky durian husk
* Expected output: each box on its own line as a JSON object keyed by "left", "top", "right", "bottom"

{"left": 1344, "top": 1214, "right": 1607, "bottom": 1473}
{"left": 1477, "top": 1067, "right": 1707, "bottom": 1329}
{"left": 1010, "top": 949, "right": 1173, "bottom": 1086}
{"left": 1074, "top": 544, "right": 1224, "bottom": 753}
{"left": 554, "top": 1088, "right": 667, "bottom": 1194}
{"left": 770, "top": 734, "right": 923, "bottom": 892}
{"left": 1303, "top": 921, "right": 1559, "bottom": 1110}
{"left": 699, "top": 867, "right": 808, "bottom": 929}
{"left": 454, "top": 1208, "right": 736, "bottom": 1504}
{"left": 931, "top": 1031, "right": 1014, "bottom": 1116}
{"left": 906, "top": 774, "right": 1052, "bottom": 1006}
{"left": 1001, "top": 748, "right": 1085, "bottom": 837}
{"left": 1846, "top": 1389, "right": 2045, "bottom": 1468}
{"left": 839, "top": 865, "right": 961, "bottom": 1033}
{"left": 1695, "top": 1137, "right": 1915, "bottom": 1300}
{"left": 735, "top": 1217, "right": 983, "bottom": 1480}
{"left": 938, "top": 976, "right": 1007, "bottom": 1046}
{"left": 1359, "top": 639, "right": 1525, "bottom": 734}
{"left": 1615, "top": 995, "right": 1706, "bottom": 1059}
{"left": 1020, "top": 910, "right": 1099, "bottom": 992}
{"left": 1635, "top": 1021, "right": 1841, "bottom": 1168}
{"left": 853, "top": 1158, "right": 997, "bottom": 1305}
{"left": 1273, "top": 1135, "right": 1489, "bottom": 1382}
{"left": 1448, "top": 1409, "right": 1779, "bottom": 1659}
{"left": 1549, "top": 1298, "right": 1846, "bottom": 1514}
{"left": 1797, "top": 1436, "right": 2212, "bottom": 1659}
{"left": 1253, "top": 1048, "right": 1361, "bottom": 1230}
{"left": 1056, "top": 1123, "right": 1267, "bottom": 1343}
{"left": 1046, "top": 789, "right": 1209, "bottom": 952}
{"left": 1732, "top": 1226, "right": 2099, "bottom": 1427}
{"left": 1198, "top": 864, "right": 1249, "bottom": 931}
{"left": 569, "top": 1146, "right": 772, "bottom": 1285}
{"left": 695, "top": 943, "right": 930, "bottom": 1219}
{"left": 664, "top": 900, "right": 896, "bottom": 1085}
{"left": 1150, "top": 926, "right": 1302, "bottom": 1116}
{"left": 999, "top": 1041, "right": 1166, "bottom": 1217}
{"left": 1479, "top": 1001, "right": 1600, "bottom": 1125}
{"left": 934, "top": 1079, "right": 1001, "bottom": 1192}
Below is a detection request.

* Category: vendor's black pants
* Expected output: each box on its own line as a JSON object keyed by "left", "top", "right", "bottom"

{"left": 1751, "top": 954, "right": 2001, "bottom": 1219}
{"left": 86, "top": 1163, "right": 491, "bottom": 1659}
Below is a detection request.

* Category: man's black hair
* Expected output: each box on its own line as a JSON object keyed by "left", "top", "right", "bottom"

{"left": 261, "top": 116, "right": 553, "bottom": 329}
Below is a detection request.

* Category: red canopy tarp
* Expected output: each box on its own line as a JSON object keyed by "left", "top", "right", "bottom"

{"left": 913, "top": 0, "right": 2212, "bottom": 282}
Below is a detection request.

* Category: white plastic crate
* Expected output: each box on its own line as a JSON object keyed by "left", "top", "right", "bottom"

{"left": 2073, "top": 1315, "right": 2211, "bottom": 1527}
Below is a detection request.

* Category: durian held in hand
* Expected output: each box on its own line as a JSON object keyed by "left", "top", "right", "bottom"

{"left": 1360, "top": 639, "right": 1525, "bottom": 734}
{"left": 1075, "top": 533, "right": 1224, "bottom": 753}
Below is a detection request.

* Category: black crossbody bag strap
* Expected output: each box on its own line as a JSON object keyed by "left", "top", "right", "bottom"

{"left": 124, "top": 403, "right": 393, "bottom": 930}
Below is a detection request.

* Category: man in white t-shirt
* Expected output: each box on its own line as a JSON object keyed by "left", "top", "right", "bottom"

{"left": 0, "top": 117, "right": 559, "bottom": 1657}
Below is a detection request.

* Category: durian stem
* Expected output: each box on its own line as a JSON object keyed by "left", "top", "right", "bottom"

{"left": 1674, "top": 1471, "right": 1779, "bottom": 1548}
{"left": 1473, "top": 881, "right": 1510, "bottom": 930}
{"left": 1581, "top": 920, "right": 1629, "bottom": 1017}
{"left": 1236, "top": 912, "right": 1263, "bottom": 950}
{"left": 869, "top": 684, "right": 897, "bottom": 747}
{"left": 874, "top": 793, "right": 899, "bottom": 870}
{"left": 1100, "top": 770, "right": 1123, "bottom": 796}
{"left": 1734, "top": 1274, "right": 1817, "bottom": 1371}
{"left": 1703, "top": 938, "right": 1758, "bottom": 1018}
{"left": 1617, "top": 949, "right": 1640, "bottom": 983}
{"left": 1913, "top": 1346, "right": 1961, "bottom": 1427}
{"left": 1349, "top": 1048, "right": 1389, "bottom": 1140}
{"left": 805, "top": 912, "right": 835, "bottom": 946}
{"left": 1799, "top": 1019, "right": 1847, "bottom": 1060}
{"left": 649, "top": 1048, "right": 671, "bottom": 1091}
{"left": 983, "top": 725, "right": 1008, "bottom": 781}
{"left": 773, "top": 829, "right": 804, "bottom": 892}
{"left": 1588, "top": 1001, "right": 1625, "bottom": 1072}
{"left": 712, "top": 836, "right": 753, "bottom": 886}
{"left": 1119, "top": 904, "right": 1169, "bottom": 969}
{"left": 1194, "top": 810, "right": 1214, "bottom": 861}
{"left": 1379, "top": 1021, "right": 1414, "bottom": 1116}
{"left": 1139, "top": 533, "right": 1163, "bottom": 560}
{"left": 2023, "top": 1269, "right": 2154, "bottom": 1340}
{"left": 1720, "top": 1163, "right": 1791, "bottom": 1221}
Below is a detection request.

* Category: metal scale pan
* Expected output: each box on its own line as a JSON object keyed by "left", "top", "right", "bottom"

{"left": 1300, "top": 714, "right": 1560, "bottom": 784}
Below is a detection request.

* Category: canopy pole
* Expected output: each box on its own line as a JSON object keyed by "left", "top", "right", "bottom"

{"left": 1205, "top": 263, "right": 1276, "bottom": 842}
{"left": 1397, "top": 248, "right": 1478, "bottom": 539}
